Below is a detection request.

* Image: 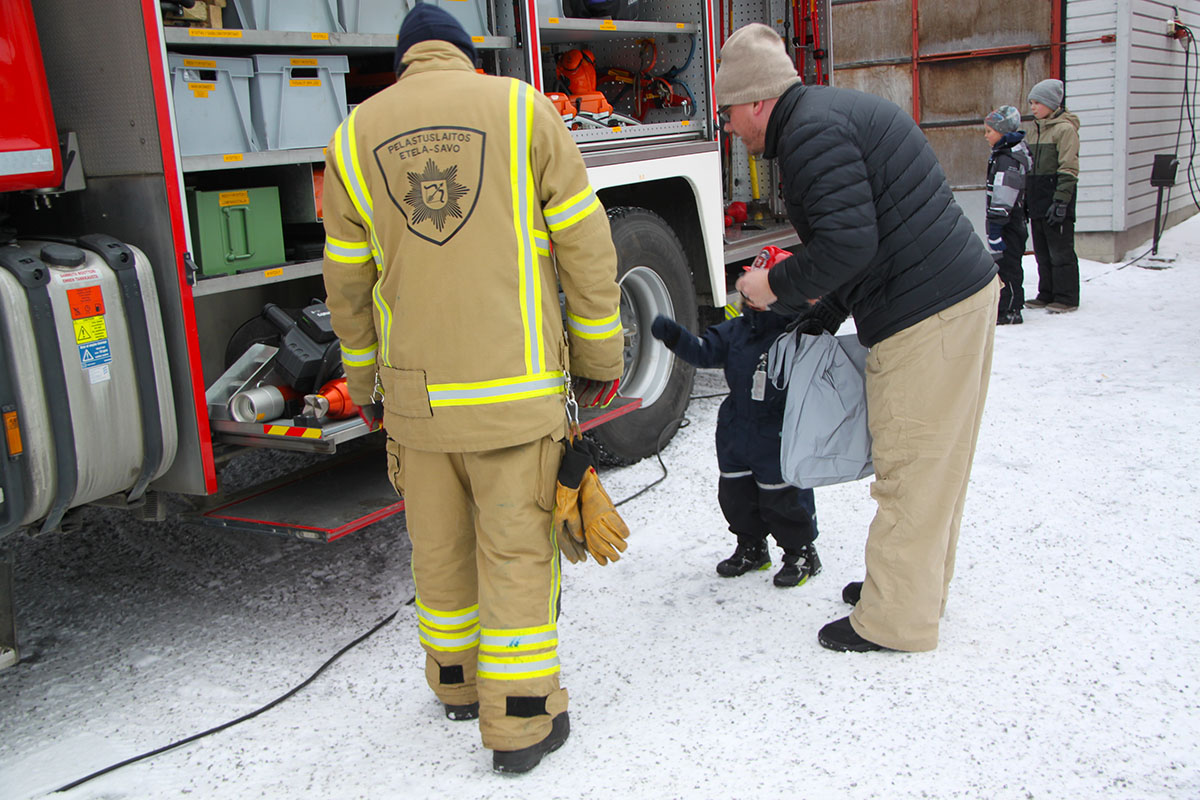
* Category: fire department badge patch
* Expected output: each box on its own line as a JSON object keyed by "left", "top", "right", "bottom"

{"left": 374, "top": 126, "right": 485, "bottom": 245}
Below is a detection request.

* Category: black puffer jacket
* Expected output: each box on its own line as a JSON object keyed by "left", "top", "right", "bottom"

{"left": 763, "top": 83, "right": 996, "bottom": 347}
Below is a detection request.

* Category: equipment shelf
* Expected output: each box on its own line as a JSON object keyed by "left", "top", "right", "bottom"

{"left": 181, "top": 148, "right": 326, "bottom": 173}
{"left": 190, "top": 259, "right": 323, "bottom": 295}
{"left": 163, "top": 27, "right": 514, "bottom": 53}
{"left": 538, "top": 18, "right": 697, "bottom": 43}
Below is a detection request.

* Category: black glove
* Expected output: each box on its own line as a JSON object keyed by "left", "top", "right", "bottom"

{"left": 650, "top": 315, "right": 682, "bottom": 349}
{"left": 788, "top": 299, "right": 847, "bottom": 336}
{"left": 1046, "top": 200, "right": 1069, "bottom": 228}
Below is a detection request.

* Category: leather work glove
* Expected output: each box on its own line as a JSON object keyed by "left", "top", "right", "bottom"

{"left": 573, "top": 377, "right": 620, "bottom": 408}
{"left": 650, "top": 314, "right": 682, "bottom": 349}
{"left": 552, "top": 436, "right": 596, "bottom": 564}
{"left": 578, "top": 466, "right": 630, "bottom": 565}
{"left": 1045, "top": 200, "right": 1069, "bottom": 228}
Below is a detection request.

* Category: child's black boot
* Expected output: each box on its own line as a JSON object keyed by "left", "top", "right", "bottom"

{"left": 716, "top": 538, "right": 771, "bottom": 577}
{"left": 774, "top": 543, "right": 822, "bottom": 587}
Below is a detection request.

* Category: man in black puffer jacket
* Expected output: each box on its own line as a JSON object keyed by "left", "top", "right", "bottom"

{"left": 719, "top": 24, "right": 999, "bottom": 653}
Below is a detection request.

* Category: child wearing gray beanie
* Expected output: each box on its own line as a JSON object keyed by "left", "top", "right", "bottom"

{"left": 1028, "top": 79, "right": 1064, "bottom": 111}
{"left": 1025, "top": 77, "right": 1081, "bottom": 312}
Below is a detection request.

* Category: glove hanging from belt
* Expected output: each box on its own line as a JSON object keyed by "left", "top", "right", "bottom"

{"left": 551, "top": 432, "right": 630, "bottom": 565}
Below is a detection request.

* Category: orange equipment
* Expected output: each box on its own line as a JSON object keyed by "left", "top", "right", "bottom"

{"left": 301, "top": 377, "right": 360, "bottom": 421}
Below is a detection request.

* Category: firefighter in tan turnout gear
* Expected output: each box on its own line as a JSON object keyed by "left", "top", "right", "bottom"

{"left": 320, "top": 4, "right": 624, "bottom": 774}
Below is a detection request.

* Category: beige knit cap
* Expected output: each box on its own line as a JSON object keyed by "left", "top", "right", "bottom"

{"left": 716, "top": 23, "right": 802, "bottom": 107}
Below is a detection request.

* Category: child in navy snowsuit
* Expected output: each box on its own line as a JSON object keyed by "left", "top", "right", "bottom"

{"left": 984, "top": 104, "right": 1032, "bottom": 324}
{"left": 650, "top": 249, "right": 821, "bottom": 587}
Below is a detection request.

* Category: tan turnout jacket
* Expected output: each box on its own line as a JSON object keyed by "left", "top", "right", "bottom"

{"left": 322, "top": 42, "right": 623, "bottom": 451}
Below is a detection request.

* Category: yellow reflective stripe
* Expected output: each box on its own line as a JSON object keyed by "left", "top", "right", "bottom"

{"left": 371, "top": 280, "right": 393, "bottom": 366}
{"left": 566, "top": 309, "right": 622, "bottom": 340}
{"left": 340, "top": 343, "right": 377, "bottom": 367}
{"left": 419, "top": 622, "right": 480, "bottom": 652}
{"left": 427, "top": 371, "right": 565, "bottom": 408}
{"left": 480, "top": 623, "right": 557, "bottom": 653}
{"left": 477, "top": 651, "right": 561, "bottom": 680}
{"left": 510, "top": 80, "right": 543, "bottom": 376}
{"left": 324, "top": 236, "right": 372, "bottom": 264}
{"left": 724, "top": 304, "right": 741, "bottom": 320}
{"left": 415, "top": 598, "right": 479, "bottom": 630}
{"left": 334, "top": 110, "right": 385, "bottom": 272}
{"left": 534, "top": 230, "right": 550, "bottom": 257}
{"left": 544, "top": 186, "right": 601, "bottom": 232}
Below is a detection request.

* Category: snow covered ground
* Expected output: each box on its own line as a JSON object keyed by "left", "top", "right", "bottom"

{"left": 2, "top": 220, "right": 1199, "bottom": 800}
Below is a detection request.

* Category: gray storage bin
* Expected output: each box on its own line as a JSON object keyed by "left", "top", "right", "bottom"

{"left": 339, "top": 0, "right": 411, "bottom": 34}
{"left": 168, "top": 54, "right": 259, "bottom": 156}
{"left": 227, "top": 0, "right": 344, "bottom": 32}
{"left": 436, "top": 0, "right": 488, "bottom": 37}
{"left": 250, "top": 54, "right": 349, "bottom": 151}
{"left": 340, "top": 0, "right": 487, "bottom": 36}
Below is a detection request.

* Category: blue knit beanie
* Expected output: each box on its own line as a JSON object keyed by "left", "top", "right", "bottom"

{"left": 394, "top": 3, "right": 477, "bottom": 74}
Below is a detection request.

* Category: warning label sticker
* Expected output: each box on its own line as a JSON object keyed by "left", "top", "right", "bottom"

{"left": 74, "top": 316, "right": 107, "bottom": 344}
{"left": 79, "top": 341, "right": 112, "bottom": 369}
{"left": 67, "top": 285, "right": 106, "bottom": 320}
{"left": 88, "top": 364, "right": 111, "bottom": 385}
{"left": 58, "top": 267, "right": 102, "bottom": 285}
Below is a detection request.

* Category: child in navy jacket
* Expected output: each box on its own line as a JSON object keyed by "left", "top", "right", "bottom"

{"left": 650, "top": 248, "right": 822, "bottom": 588}
{"left": 984, "top": 104, "right": 1032, "bottom": 324}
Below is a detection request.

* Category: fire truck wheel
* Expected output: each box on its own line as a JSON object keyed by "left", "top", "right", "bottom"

{"left": 587, "top": 207, "right": 697, "bottom": 465}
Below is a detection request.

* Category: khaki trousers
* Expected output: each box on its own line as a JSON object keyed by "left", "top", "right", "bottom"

{"left": 387, "top": 430, "right": 568, "bottom": 750}
{"left": 850, "top": 277, "right": 999, "bottom": 651}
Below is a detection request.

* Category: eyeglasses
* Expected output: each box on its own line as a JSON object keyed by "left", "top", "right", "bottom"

{"left": 717, "top": 105, "right": 730, "bottom": 127}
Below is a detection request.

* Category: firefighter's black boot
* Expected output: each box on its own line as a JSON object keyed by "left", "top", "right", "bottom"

{"left": 493, "top": 712, "right": 570, "bottom": 774}
{"left": 716, "top": 538, "right": 771, "bottom": 577}
{"left": 773, "top": 543, "right": 822, "bottom": 588}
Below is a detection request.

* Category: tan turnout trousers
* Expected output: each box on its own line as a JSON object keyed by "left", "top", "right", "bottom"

{"left": 850, "top": 277, "right": 999, "bottom": 651}
{"left": 388, "top": 431, "right": 568, "bottom": 750}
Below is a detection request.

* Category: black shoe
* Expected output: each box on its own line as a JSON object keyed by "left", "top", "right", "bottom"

{"left": 818, "top": 616, "right": 884, "bottom": 652}
{"left": 1024, "top": 298, "right": 1050, "bottom": 309}
{"left": 444, "top": 702, "right": 479, "bottom": 721}
{"left": 1046, "top": 302, "right": 1079, "bottom": 314}
{"left": 842, "top": 581, "right": 862, "bottom": 606}
{"left": 774, "top": 543, "right": 821, "bottom": 588}
{"left": 493, "top": 712, "right": 570, "bottom": 774}
{"left": 716, "top": 539, "right": 771, "bottom": 577}
{"left": 996, "top": 310, "right": 1023, "bottom": 325}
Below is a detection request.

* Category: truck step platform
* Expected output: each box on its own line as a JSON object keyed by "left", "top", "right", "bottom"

{"left": 194, "top": 397, "right": 642, "bottom": 541}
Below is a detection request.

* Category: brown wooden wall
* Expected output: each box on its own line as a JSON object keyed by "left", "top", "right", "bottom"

{"left": 831, "top": 0, "right": 1056, "bottom": 187}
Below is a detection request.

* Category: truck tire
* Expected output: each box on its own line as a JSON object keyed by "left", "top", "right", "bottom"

{"left": 587, "top": 207, "right": 697, "bottom": 464}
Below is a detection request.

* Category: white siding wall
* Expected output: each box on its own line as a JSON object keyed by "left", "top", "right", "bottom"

{"left": 1124, "top": 0, "right": 1200, "bottom": 229}
{"left": 1066, "top": 0, "right": 1121, "bottom": 232}
{"left": 1068, "top": 0, "right": 1200, "bottom": 233}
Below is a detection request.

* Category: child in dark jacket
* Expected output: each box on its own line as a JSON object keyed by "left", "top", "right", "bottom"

{"left": 649, "top": 248, "right": 823, "bottom": 588}
{"left": 984, "top": 104, "right": 1032, "bottom": 325}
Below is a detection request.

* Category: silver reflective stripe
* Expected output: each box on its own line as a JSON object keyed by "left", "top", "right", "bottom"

{"left": 511, "top": 81, "right": 542, "bottom": 374}
{"left": 416, "top": 600, "right": 479, "bottom": 630}
{"left": 340, "top": 344, "right": 377, "bottom": 368}
{"left": 566, "top": 310, "right": 622, "bottom": 340}
{"left": 544, "top": 187, "right": 600, "bottom": 231}
{"left": 325, "top": 238, "right": 372, "bottom": 263}
{"left": 720, "top": 470, "right": 753, "bottom": 479}
{"left": 756, "top": 481, "right": 793, "bottom": 491}
{"left": 419, "top": 624, "right": 480, "bottom": 651}
{"left": 0, "top": 148, "right": 53, "bottom": 177}
{"left": 480, "top": 627, "right": 558, "bottom": 652}
{"left": 427, "top": 373, "right": 565, "bottom": 406}
{"left": 477, "top": 652, "right": 560, "bottom": 676}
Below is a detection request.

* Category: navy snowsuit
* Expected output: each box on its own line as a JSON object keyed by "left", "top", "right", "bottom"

{"left": 665, "top": 307, "right": 818, "bottom": 551}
